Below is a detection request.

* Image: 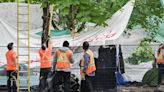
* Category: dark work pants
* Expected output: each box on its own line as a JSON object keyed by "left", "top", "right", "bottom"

{"left": 158, "top": 64, "right": 164, "bottom": 84}
{"left": 54, "top": 71, "right": 70, "bottom": 92}
{"left": 80, "top": 75, "right": 93, "bottom": 92}
{"left": 7, "top": 70, "right": 17, "bottom": 92}
{"left": 39, "top": 68, "right": 51, "bottom": 91}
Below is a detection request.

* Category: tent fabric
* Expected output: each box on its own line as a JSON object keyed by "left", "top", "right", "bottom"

{"left": 0, "top": 0, "right": 135, "bottom": 47}
{"left": 0, "top": 3, "right": 42, "bottom": 30}
{"left": 142, "top": 68, "right": 158, "bottom": 86}
{"left": 116, "top": 72, "right": 127, "bottom": 85}
{"left": 124, "top": 61, "right": 153, "bottom": 82}
{"left": 142, "top": 58, "right": 158, "bottom": 86}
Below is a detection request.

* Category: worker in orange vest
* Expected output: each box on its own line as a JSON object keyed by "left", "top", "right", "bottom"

{"left": 53, "top": 41, "right": 74, "bottom": 92}
{"left": 6, "top": 42, "right": 17, "bottom": 92}
{"left": 79, "top": 41, "right": 96, "bottom": 92}
{"left": 38, "top": 37, "right": 52, "bottom": 91}
{"left": 157, "top": 43, "right": 164, "bottom": 84}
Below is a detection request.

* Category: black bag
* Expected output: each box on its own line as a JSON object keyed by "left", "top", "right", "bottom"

{"left": 80, "top": 80, "right": 87, "bottom": 92}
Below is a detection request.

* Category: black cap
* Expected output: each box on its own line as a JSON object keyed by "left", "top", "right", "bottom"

{"left": 63, "top": 41, "right": 69, "bottom": 47}
{"left": 83, "top": 41, "right": 89, "bottom": 50}
{"left": 7, "top": 42, "right": 14, "bottom": 50}
{"left": 41, "top": 44, "right": 46, "bottom": 50}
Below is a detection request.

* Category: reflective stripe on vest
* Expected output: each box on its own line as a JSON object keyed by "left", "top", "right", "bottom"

{"left": 56, "top": 49, "right": 71, "bottom": 69}
{"left": 157, "top": 50, "right": 163, "bottom": 64}
{"left": 39, "top": 49, "right": 51, "bottom": 68}
{"left": 80, "top": 49, "right": 96, "bottom": 75}
{"left": 40, "top": 52, "right": 50, "bottom": 62}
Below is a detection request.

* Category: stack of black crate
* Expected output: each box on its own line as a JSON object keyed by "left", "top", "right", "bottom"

{"left": 92, "top": 45, "right": 117, "bottom": 91}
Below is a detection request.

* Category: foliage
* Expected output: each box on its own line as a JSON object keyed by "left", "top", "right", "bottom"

{"left": 125, "top": 0, "right": 163, "bottom": 65}
{"left": 125, "top": 41, "right": 154, "bottom": 65}
{"left": 34, "top": 0, "right": 164, "bottom": 34}
{"left": 123, "top": 0, "right": 163, "bottom": 65}
{"left": 0, "top": 0, "right": 15, "bottom": 3}
{"left": 128, "top": 0, "right": 164, "bottom": 41}
{"left": 31, "top": 0, "right": 128, "bottom": 32}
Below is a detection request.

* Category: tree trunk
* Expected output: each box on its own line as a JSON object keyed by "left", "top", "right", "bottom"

{"left": 77, "top": 22, "right": 86, "bottom": 33}
{"left": 71, "top": 5, "right": 76, "bottom": 38}
{"left": 41, "top": 4, "right": 50, "bottom": 45}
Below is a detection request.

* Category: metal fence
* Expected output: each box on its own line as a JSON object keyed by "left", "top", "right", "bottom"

{"left": 0, "top": 44, "right": 161, "bottom": 92}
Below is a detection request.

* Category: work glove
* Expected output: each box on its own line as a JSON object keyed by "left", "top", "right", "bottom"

{"left": 81, "top": 73, "right": 85, "bottom": 80}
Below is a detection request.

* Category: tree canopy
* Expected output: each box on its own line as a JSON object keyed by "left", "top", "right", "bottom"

{"left": 128, "top": 0, "right": 164, "bottom": 43}
{"left": 32, "top": 0, "right": 129, "bottom": 32}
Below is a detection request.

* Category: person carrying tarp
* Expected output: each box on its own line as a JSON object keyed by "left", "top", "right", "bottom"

{"left": 38, "top": 37, "right": 52, "bottom": 92}
{"left": 6, "top": 42, "right": 17, "bottom": 92}
{"left": 53, "top": 41, "right": 75, "bottom": 92}
{"left": 157, "top": 43, "right": 164, "bottom": 84}
{"left": 79, "top": 41, "right": 96, "bottom": 92}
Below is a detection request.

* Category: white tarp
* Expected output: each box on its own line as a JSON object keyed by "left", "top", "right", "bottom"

{"left": 0, "top": 0, "right": 135, "bottom": 47}
{"left": 124, "top": 61, "right": 153, "bottom": 82}
{"left": 53, "top": 0, "right": 135, "bottom": 46}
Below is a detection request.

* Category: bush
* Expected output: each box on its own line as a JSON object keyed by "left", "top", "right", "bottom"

{"left": 125, "top": 41, "right": 154, "bottom": 65}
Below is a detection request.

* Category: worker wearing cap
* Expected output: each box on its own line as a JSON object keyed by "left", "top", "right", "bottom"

{"left": 53, "top": 41, "right": 75, "bottom": 92}
{"left": 38, "top": 37, "right": 52, "bottom": 91}
{"left": 6, "top": 42, "right": 17, "bottom": 92}
{"left": 79, "top": 41, "right": 96, "bottom": 92}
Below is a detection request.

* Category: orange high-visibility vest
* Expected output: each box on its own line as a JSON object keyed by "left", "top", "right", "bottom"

{"left": 6, "top": 50, "right": 17, "bottom": 70}
{"left": 80, "top": 49, "right": 96, "bottom": 75}
{"left": 157, "top": 49, "right": 163, "bottom": 64}
{"left": 38, "top": 46, "right": 52, "bottom": 68}
{"left": 56, "top": 49, "right": 72, "bottom": 69}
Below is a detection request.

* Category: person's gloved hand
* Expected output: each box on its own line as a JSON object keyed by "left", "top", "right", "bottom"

{"left": 81, "top": 73, "right": 85, "bottom": 80}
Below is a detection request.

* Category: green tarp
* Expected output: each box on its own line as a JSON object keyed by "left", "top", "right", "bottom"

{"left": 155, "top": 23, "right": 164, "bottom": 43}
{"left": 142, "top": 68, "right": 158, "bottom": 86}
{"left": 36, "top": 29, "right": 71, "bottom": 37}
{"left": 161, "top": 0, "right": 164, "bottom": 8}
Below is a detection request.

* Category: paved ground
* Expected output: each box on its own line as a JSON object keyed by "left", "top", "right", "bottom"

{"left": 0, "top": 86, "right": 163, "bottom": 92}
{"left": 118, "top": 86, "right": 157, "bottom": 92}
{"left": 0, "top": 90, "right": 37, "bottom": 92}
